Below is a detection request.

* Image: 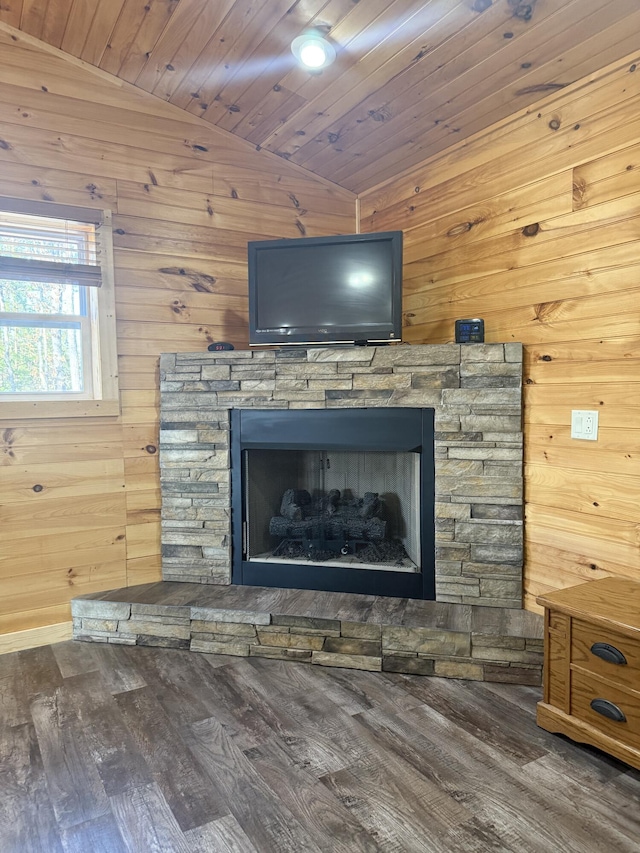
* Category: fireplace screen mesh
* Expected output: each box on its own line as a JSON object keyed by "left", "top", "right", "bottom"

{"left": 244, "top": 448, "right": 420, "bottom": 572}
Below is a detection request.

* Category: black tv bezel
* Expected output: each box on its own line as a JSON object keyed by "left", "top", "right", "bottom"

{"left": 248, "top": 230, "right": 403, "bottom": 347}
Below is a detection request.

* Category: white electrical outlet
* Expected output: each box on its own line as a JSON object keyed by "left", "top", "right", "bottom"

{"left": 571, "top": 410, "right": 599, "bottom": 441}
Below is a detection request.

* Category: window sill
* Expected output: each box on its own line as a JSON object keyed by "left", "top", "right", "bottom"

{"left": 0, "top": 398, "right": 120, "bottom": 420}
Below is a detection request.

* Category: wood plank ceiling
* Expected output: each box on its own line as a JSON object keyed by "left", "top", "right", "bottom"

{"left": 2, "top": 0, "right": 639, "bottom": 193}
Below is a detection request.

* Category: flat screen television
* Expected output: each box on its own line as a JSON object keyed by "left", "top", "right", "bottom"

{"left": 248, "top": 230, "right": 403, "bottom": 347}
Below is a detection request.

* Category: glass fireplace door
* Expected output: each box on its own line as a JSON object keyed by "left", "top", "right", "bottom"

{"left": 231, "top": 407, "right": 435, "bottom": 600}
{"left": 244, "top": 448, "right": 421, "bottom": 572}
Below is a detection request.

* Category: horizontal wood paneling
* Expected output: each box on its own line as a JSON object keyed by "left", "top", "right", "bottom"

{"left": 0, "top": 36, "right": 356, "bottom": 645}
{"left": 360, "top": 51, "right": 640, "bottom": 613}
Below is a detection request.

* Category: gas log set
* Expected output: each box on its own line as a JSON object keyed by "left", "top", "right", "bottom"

{"left": 268, "top": 488, "right": 407, "bottom": 564}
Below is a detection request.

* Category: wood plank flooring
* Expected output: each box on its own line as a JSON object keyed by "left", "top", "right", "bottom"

{"left": 1, "top": 640, "right": 639, "bottom": 852}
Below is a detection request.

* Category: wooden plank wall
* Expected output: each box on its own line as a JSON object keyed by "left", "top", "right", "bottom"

{"left": 360, "top": 52, "right": 640, "bottom": 614}
{"left": 0, "top": 33, "right": 356, "bottom": 650}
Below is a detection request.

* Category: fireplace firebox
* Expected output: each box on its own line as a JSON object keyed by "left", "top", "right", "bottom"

{"left": 230, "top": 408, "right": 435, "bottom": 599}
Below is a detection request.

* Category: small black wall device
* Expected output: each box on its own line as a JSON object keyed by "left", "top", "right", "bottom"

{"left": 455, "top": 319, "right": 484, "bottom": 343}
{"left": 208, "top": 342, "right": 235, "bottom": 351}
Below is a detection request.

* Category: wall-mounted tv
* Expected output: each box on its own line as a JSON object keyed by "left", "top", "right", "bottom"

{"left": 248, "top": 230, "right": 403, "bottom": 347}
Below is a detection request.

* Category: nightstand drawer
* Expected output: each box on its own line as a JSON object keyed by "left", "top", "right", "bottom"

{"left": 571, "top": 669, "right": 640, "bottom": 751}
{"left": 538, "top": 578, "right": 640, "bottom": 772}
{"left": 572, "top": 619, "right": 640, "bottom": 691}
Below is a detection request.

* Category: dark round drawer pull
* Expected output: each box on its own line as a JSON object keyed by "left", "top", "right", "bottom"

{"left": 590, "top": 642, "right": 627, "bottom": 665}
{"left": 590, "top": 698, "right": 627, "bottom": 723}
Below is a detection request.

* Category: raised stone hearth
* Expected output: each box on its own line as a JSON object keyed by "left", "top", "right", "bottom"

{"left": 72, "top": 582, "right": 543, "bottom": 684}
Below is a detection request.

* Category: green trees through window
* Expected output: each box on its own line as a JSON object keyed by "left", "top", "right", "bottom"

{"left": 0, "top": 209, "right": 99, "bottom": 397}
{"left": 0, "top": 281, "right": 85, "bottom": 393}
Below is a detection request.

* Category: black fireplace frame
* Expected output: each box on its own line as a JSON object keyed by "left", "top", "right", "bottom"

{"left": 230, "top": 407, "right": 435, "bottom": 599}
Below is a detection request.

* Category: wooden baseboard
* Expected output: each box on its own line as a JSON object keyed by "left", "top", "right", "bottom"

{"left": 0, "top": 621, "right": 73, "bottom": 655}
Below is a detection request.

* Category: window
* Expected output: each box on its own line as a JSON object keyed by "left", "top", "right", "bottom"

{"left": 0, "top": 199, "right": 118, "bottom": 418}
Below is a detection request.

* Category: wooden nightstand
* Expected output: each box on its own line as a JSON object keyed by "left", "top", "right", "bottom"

{"left": 537, "top": 577, "right": 640, "bottom": 771}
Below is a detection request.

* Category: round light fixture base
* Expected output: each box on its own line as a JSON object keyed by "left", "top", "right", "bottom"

{"left": 291, "top": 30, "right": 336, "bottom": 70}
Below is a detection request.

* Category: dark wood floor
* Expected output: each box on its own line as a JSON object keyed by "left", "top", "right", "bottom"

{"left": 1, "top": 642, "right": 639, "bottom": 853}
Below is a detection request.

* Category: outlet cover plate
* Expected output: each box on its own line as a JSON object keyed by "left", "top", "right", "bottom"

{"left": 571, "top": 410, "right": 599, "bottom": 441}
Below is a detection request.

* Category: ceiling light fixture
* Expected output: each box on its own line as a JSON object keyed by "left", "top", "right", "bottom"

{"left": 291, "top": 30, "right": 336, "bottom": 70}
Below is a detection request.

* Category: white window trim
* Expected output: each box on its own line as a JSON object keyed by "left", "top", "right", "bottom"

{"left": 0, "top": 202, "right": 119, "bottom": 420}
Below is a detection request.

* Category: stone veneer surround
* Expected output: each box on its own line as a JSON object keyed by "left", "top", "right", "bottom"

{"left": 159, "top": 343, "right": 524, "bottom": 608}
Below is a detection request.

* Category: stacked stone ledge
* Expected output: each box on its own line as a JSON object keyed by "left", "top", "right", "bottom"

{"left": 159, "top": 343, "right": 524, "bottom": 608}
{"left": 72, "top": 593, "right": 542, "bottom": 685}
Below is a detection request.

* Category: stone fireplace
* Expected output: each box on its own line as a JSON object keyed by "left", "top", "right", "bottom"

{"left": 72, "top": 343, "right": 541, "bottom": 685}
{"left": 159, "top": 343, "right": 524, "bottom": 609}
